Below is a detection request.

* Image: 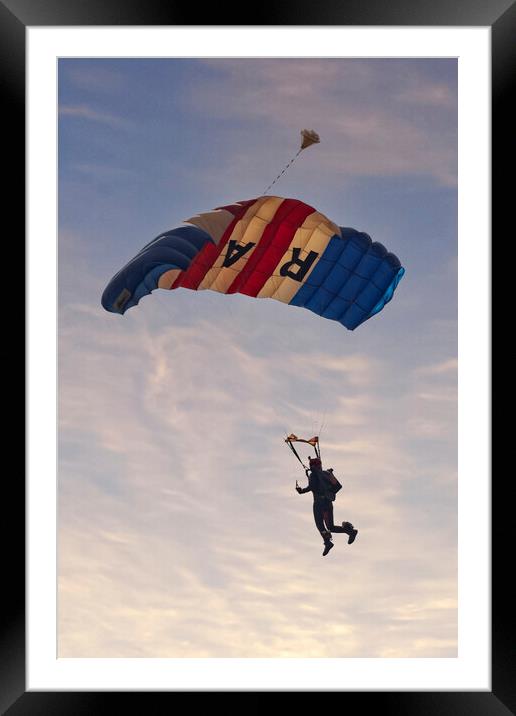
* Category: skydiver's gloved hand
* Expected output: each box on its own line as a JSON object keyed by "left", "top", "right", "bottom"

{"left": 296, "top": 480, "right": 302, "bottom": 494}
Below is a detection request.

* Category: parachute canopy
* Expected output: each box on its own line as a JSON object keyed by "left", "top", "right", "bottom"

{"left": 101, "top": 196, "right": 405, "bottom": 330}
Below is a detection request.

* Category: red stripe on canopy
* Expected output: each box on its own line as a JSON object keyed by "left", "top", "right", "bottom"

{"left": 233, "top": 200, "right": 316, "bottom": 297}
{"left": 171, "top": 201, "right": 252, "bottom": 291}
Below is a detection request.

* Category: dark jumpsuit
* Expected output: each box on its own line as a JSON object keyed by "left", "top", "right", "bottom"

{"left": 298, "top": 469, "right": 348, "bottom": 541}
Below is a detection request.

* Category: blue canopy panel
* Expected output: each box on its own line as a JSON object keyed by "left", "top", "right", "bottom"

{"left": 101, "top": 226, "right": 213, "bottom": 314}
{"left": 289, "top": 227, "right": 404, "bottom": 330}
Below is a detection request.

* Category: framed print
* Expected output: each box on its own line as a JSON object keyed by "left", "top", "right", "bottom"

{"left": 3, "top": 0, "right": 506, "bottom": 710}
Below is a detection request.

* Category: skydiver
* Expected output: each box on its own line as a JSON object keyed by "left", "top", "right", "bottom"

{"left": 296, "top": 456, "right": 358, "bottom": 556}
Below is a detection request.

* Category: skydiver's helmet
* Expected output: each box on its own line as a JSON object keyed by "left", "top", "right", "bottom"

{"left": 309, "top": 456, "right": 322, "bottom": 470}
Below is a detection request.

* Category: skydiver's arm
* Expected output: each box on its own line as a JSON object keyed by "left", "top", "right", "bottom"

{"left": 297, "top": 485, "right": 311, "bottom": 494}
{"left": 296, "top": 470, "right": 312, "bottom": 494}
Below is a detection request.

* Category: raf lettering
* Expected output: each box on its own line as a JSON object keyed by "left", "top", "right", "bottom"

{"left": 279, "top": 248, "right": 319, "bottom": 281}
{"left": 222, "top": 240, "right": 256, "bottom": 267}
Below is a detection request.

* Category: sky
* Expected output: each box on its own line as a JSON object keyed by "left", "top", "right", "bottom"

{"left": 58, "top": 58, "right": 457, "bottom": 658}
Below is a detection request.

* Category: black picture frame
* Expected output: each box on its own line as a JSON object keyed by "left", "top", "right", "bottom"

{"left": 5, "top": 0, "right": 504, "bottom": 711}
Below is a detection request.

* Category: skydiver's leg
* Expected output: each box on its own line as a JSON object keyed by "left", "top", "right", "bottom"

{"left": 313, "top": 501, "right": 332, "bottom": 544}
{"left": 322, "top": 502, "right": 346, "bottom": 532}
{"left": 323, "top": 503, "right": 358, "bottom": 544}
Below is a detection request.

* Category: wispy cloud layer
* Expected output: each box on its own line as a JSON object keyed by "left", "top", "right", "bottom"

{"left": 58, "top": 292, "right": 457, "bottom": 657}
{"left": 188, "top": 59, "right": 457, "bottom": 187}
{"left": 59, "top": 104, "right": 132, "bottom": 129}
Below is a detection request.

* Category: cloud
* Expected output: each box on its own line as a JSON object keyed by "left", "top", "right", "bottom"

{"left": 188, "top": 59, "right": 457, "bottom": 187}
{"left": 59, "top": 104, "right": 132, "bottom": 129}
{"left": 417, "top": 358, "right": 458, "bottom": 375}
{"left": 71, "top": 163, "right": 137, "bottom": 180}
{"left": 397, "top": 83, "right": 457, "bottom": 109}
{"left": 398, "top": 358, "right": 457, "bottom": 440}
{"left": 62, "top": 64, "right": 126, "bottom": 94}
{"left": 416, "top": 391, "right": 457, "bottom": 403}
{"left": 288, "top": 353, "right": 380, "bottom": 387}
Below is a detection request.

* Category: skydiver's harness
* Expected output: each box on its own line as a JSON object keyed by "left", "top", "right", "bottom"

{"left": 285, "top": 434, "right": 342, "bottom": 501}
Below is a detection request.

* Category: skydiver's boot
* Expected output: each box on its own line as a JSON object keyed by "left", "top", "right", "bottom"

{"left": 342, "top": 521, "right": 358, "bottom": 545}
{"left": 322, "top": 531, "right": 334, "bottom": 556}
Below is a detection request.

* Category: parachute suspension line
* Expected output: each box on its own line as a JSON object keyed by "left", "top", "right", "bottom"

{"left": 317, "top": 412, "right": 326, "bottom": 457}
{"left": 262, "top": 148, "right": 303, "bottom": 195}
{"left": 285, "top": 438, "right": 308, "bottom": 470}
{"left": 319, "top": 412, "right": 327, "bottom": 436}
{"left": 308, "top": 412, "right": 322, "bottom": 459}
{"left": 318, "top": 413, "right": 327, "bottom": 460}
{"left": 262, "top": 128, "right": 320, "bottom": 195}
{"left": 285, "top": 433, "right": 321, "bottom": 470}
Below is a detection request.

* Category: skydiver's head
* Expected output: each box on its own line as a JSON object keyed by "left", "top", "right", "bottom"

{"left": 309, "top": 456, "right": 322, "bottom": 470}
